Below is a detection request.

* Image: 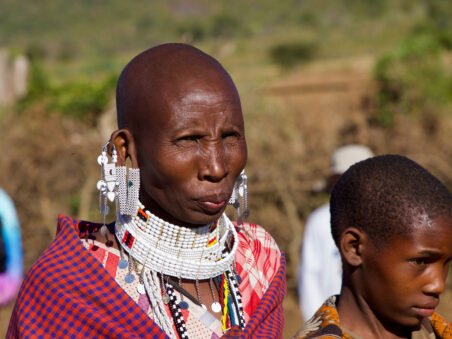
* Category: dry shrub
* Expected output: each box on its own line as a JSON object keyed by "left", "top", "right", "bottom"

{"left": 0, "top": 107, "right": 101, "bottom": 270}
{"left": 1, "top": 65, "right": 452, "bottom": 335}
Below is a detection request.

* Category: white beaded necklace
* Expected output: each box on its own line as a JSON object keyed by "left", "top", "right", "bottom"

{"left": 115, "top": 202, "right": 238, "bottom": 280}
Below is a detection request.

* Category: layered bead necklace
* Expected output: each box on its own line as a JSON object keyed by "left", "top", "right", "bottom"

{"left": 114, "top": 202, "right": 245, "bottom": 338}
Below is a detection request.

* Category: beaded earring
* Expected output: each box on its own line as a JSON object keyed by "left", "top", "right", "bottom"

{"left": 117, "top": 165, "right": 140, "bottom": 216}
{"left": 96, "top": 142, "right": 118, "bottom": 217}
{"left": 228, "top": 169, "right": 249, "bottom": 221}
{"left": 96, "top": 142, "right": 118, "bottom": 245}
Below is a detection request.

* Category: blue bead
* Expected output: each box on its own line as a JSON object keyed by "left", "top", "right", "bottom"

{"left": 118, "top": 259, "right": 128, "bottom": 269}
{"left": 125, "top": 274, "right": 135, "bottom": 284}
{"left": 179, "top": 301, "right": 189, "bottom": 309}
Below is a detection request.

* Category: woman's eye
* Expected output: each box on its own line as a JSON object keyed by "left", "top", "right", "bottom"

{"left": 178, "top": 135, "right": 202, "bottom": 142}
{"left": 222, "top": 131, "right": 240, "bottom": 139}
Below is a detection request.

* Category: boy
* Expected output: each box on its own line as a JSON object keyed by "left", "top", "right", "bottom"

{"left": 294, "top": 154, "right": 451, "bottom": 338}
{"left": 298, "top": 144, "right": 374, "bottom": 320}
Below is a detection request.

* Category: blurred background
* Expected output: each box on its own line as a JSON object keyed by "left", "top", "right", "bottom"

{"left": 0, "top": 0, "right": 451, "bottom": 336}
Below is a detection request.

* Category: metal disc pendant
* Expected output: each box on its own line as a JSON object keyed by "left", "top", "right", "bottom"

{"left": 179, "top": 300, "right": 189, "bottom": 310}
{"left": 118, "top": 259, "right": 128, "bottom": 269}
{"left": 211, "top": 302, "right": 221, "bottom": 313}
{"left": 125, "top": 274, "right": 135, "bottom": 284}
{"left": 137, "top": 284, "right": 146, "bottom": 294}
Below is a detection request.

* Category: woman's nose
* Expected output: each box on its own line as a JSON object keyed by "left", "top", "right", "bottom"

{"left": 199, "top": 142, "right": 228, "bottom": 182}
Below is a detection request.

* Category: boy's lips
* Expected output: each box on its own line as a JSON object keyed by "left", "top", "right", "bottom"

{"left": 412, "top": 306, "right": 435, "bottom": 317}
{"left": 412, "top": 301, "right": 438, "bottom": 317}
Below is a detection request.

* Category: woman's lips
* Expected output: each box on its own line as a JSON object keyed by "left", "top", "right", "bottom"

{"left": 198, "top": 199, "right": 227, "bottom": 214}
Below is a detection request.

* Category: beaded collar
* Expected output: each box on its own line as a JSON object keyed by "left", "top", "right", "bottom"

{"left": 115, "top": 202, "right": 238, "bottom": 280}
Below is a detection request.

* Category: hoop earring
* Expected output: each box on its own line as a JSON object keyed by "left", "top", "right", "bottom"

{"left": 229, "top": 170, "right": 248, "bottom": 221}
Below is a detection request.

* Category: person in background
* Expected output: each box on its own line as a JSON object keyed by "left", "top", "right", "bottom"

{"left": 293, "top": 155, "right": 451, "bottom": 338}
{"left": 297, "top": 144, "right": 373, "bottom": 320}
{"left": 0, "top": 188, "right": 23, "bottom": 306}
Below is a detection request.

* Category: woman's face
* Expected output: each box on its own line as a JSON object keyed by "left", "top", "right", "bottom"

{"left": 135, "top": 79, "right": 247, "bottom": 227}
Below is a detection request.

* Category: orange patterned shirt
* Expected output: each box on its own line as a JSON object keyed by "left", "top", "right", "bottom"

{"left": 293, "top": 296, "right": 451, "bottom": 339}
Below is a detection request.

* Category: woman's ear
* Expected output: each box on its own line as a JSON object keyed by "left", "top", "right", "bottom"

{"left": 340, "top": 227, "right": 366, "bottom": 267}
{"left": 110, "top": 128, "right": 138, "bottom": 168}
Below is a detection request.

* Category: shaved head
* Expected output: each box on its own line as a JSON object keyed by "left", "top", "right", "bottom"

{"left": 112, "top": 43, "right": 247, "bottom": 226}
{"left": 116, "top": 43, "right": 241, "bottom": 136}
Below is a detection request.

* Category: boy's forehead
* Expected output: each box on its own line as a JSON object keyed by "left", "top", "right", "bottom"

{"left": 373, "top": 214, "right": 452, "bottom": 254}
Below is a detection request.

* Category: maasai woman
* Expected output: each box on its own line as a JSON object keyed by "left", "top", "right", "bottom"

{"left": 8, "top": 43, "right": 285, "bottom": 338}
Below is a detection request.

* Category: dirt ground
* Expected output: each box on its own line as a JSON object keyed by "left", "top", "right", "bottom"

{"left": 1, "top": 57, "right": 451, "bottom": 337}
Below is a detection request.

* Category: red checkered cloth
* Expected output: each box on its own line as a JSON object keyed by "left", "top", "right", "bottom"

{"left": 235, "top": 222, "right": 282, "bottom": 322}
{"left": 7, "top": 215, "right": 285, "bottom": 338}
{"left": 224, "top": 251, "right": 286, "bottom": 338}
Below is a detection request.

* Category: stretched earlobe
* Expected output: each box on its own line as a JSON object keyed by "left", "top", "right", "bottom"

{"left": 110, "top": 128, "right": 138, "bottom": 168}
{"left": 340, "top": 227, "right": 365, "bottom": 267}
{"left": 109, "top": 128, "right": 140, "bottom": 216}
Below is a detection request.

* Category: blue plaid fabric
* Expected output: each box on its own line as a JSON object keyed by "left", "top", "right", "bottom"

{"left": 7, "top": 215, "right": 168, "bottom": 338}
{"left": 7, "top": 215, "right": 286, "bottom": 338}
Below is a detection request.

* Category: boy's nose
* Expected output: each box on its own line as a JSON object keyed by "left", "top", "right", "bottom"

{"left": 423, "top": 266, "right": 447, "bottom": 296}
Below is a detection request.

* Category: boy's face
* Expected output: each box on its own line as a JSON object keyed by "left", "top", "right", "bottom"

{"left": 361, "top": 215, "right": 452, "bottom": 329}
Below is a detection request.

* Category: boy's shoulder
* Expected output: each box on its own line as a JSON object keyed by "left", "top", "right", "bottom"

{"left": 292, "top": 296, "right": 452, "bottom": 339}
{"left": 292, "top": 296, "right": 353, "bottom": 339}
{"left": 431, "top": 313, "right": 452, "bottom": 338}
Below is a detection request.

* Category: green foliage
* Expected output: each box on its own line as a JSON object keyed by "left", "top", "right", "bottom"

{"left": 175, "top": 11, "right": 251, "bottom": 43}
{"left": 373, "top": 30, "right": 452, "bottom": 126}
{"left": 25, "top": 61, "right": 51, "bottom": 102}
{"left": 19, "top": 59, "right": 116, "bottom": 123}
{"left": 49, "top": 74, "right": 116, "bottom": 122}
{"left": 209, "top": 12, "right": 248, "bottom": 39}
{"left": 176, "top": 20, "right": 207, "bottom": 42}
{"left": 69, "top": 195, "right": 80, "bottom": 216}
{"left": 269, "top": 41, "right": 317, "bottom": 69}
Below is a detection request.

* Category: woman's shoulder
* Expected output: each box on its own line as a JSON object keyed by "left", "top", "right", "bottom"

{"left": 234, "top": 221, "right": 281, "bottom": 254}
{"left": 233, "top": 221, "right": 281, "bottom": 281}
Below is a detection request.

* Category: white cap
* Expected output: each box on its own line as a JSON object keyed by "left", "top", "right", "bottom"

{"left": 330, "top": 144, "right": 374, "bottom": 175}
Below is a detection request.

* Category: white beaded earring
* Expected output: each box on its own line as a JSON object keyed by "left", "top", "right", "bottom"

{"left": 96, "top": 142, "right": 118, "bottom": 218}
{"left": 117, "top": 165, "right": 140, "bottom": 216}
{"left": 229, "top": 169, "right": 249, "bottom": 221}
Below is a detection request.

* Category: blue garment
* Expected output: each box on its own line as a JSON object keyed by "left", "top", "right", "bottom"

{"left": 0, "top": 189, "right": 23, "bottom": 279}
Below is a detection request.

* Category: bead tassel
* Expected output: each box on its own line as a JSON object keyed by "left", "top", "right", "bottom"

{"left": 221, "top": 274, "right": 229, "bottom": 331}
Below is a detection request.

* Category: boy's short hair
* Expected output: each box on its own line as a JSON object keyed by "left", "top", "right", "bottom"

{"left": 330, "top": 154, "right": 452, "bottom": 247}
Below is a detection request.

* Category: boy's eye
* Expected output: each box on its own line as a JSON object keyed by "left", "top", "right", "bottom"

{"left": 409, "top": 257, "right": 433, "bottom": 266}
{"left": 411, "top": 258, "right": 427, "bottom": 265}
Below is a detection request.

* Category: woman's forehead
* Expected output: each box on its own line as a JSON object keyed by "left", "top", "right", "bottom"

{"left": 139, "top": 75, "right": 241, "bottom": 121}
{"left": 117, "top": 44, "right": 240, "bottom": 130}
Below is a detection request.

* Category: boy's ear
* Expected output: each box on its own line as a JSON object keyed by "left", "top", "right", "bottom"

{"left": 110, "top": 128, "right": 138, "bottom": 168}
{"left": 340, "top": 227, "right": 366, "bottom": 267}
